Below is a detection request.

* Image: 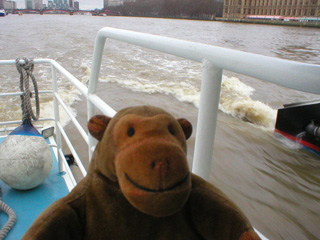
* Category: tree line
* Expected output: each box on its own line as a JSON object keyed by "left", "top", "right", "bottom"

{"left": 108, "top": 0, "right": 224, "bottom": 19}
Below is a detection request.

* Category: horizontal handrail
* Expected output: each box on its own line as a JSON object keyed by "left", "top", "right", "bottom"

{"left": 0, "top": 90, "right": 53, "bottom": 97}
{"left": 0, "top": 118, "right": 55, "bottom": 126}
{"left": 91, "top": 27, "right": 320, "bottom": 94}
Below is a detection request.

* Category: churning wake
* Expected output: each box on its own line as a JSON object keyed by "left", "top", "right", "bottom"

{"left": 220, "top": 76, "right": 276, "bottom": 130}
{"left": 98, "top": 72, "right": 277, "bottom": 130}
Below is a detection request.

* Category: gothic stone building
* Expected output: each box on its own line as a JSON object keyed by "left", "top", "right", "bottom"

{"left": 223, "top": 0, "right": 320, "bottom": 18}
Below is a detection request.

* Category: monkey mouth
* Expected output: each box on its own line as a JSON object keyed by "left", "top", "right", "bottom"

{"left": 125, "top": 172, "right": 190, "bottom": 193}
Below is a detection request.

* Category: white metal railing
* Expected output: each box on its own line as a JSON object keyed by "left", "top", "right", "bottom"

{"left": 89, "top": 27, "right": 320, "bottom": 181}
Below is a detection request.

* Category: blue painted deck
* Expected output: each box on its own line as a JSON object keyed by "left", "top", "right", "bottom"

{"left": 0, "top": 136, "right": 70, "bottom": 239}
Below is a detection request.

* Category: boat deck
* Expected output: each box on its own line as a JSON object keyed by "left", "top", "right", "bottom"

{"left": 0, "top": 136, "right": 71, "bottom": 239}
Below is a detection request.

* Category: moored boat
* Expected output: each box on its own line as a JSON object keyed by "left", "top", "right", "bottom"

{"left": 0, "top": 9, "right": 6, "bottom": 17}
{"left": 275, "top": 100, "right": 320, "bottom": 154}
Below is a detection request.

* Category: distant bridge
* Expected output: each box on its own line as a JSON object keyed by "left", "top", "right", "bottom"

{"left": 12, "top": 9, "right": 100, "bottom": 15}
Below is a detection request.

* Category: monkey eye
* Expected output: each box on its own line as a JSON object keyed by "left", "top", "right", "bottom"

{"left": 168, "top": 125, "right": 175, "bottom": 135}
{"left": 127, "top": 127, "right": 135, "bottom": 137}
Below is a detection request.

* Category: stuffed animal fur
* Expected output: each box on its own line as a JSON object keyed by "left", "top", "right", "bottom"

{"left": 22, "top": 106, "right": 261, "bottom": 240}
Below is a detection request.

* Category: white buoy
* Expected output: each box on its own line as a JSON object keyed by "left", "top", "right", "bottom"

{"left": 0, "top": 123, "right": 53, "bottom": 190}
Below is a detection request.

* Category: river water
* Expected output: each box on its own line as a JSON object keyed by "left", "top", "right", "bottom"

{"left": 1, "top": 14, "right": 320, "bottom": 239}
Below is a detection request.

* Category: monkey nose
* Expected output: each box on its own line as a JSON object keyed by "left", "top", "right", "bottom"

{"left": 151, "top": 159, "right": 169, "bottom": 178}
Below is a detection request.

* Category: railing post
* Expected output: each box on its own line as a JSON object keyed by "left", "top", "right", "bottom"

{"left": 51, "top": 66, "right": 63, "bottom": 174}
{"left": 87, "top": 100, "right": 97, "bottom": 161}
{"left": 87, "top": 31, "right": 107, "bottom": 161}
{"left": 192, "top": 60, "right": 223, "bottom": 181}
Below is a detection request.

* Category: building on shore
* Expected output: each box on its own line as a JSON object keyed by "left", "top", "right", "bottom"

{"left": 34, "top": 0, "right": 43, "bottom": 10}
{"left": 104, "top": 0, "right": 123, "bottom": 7}
{"left": 74, "top": 1, "right": 79, "bottom": 10}
{"left": 3, "top": 0, "right": 16, "bottom": 10}
{"left": 51, "top": 0, "right": 70, "bottom": 8}
{"left": 25, "top": 0, "right": 33, "bottom": 9}
{"left": 104, "top": 0, "right": 135, "bottom": 8}
{"left": 68, "top": 0, "right": 73, "bottom": 8}
{"left": 223, "top": 0, "right": 320, "bottom": 19}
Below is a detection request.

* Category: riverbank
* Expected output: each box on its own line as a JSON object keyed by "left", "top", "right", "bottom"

{"left": 216, "top": 17, "right": 320, "bottom": 28}
{"left": 117, "top": 15, "right": 320, "bottom": 28}
{"left": 114, "top": 14, "right": 320, "bottom": 28}
{"left": 5, "top": 12, "right": 320, "bottom": 28}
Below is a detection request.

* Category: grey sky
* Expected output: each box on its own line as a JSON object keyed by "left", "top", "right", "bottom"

{"left": 15, "top": 0, "right": 104, "bottom": 10}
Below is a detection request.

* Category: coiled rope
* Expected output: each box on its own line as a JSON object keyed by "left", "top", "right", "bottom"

{"left": 15, "top": 58, "right": 40, "bottom": 124}
{"left": 0, "top": 187, "right": 17, "bottom": 240}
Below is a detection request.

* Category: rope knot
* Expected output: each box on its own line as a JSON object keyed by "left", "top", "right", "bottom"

{"left": 15, "top": 58, "right": 40, "bottom": 124}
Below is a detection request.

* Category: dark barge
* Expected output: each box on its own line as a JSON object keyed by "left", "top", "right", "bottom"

{"left": 275, "top": 100, "right": 320, "bottom": 154}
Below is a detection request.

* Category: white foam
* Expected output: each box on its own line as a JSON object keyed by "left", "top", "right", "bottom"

{"left": 220, "top": 77, "right": 277, "bottom": 130}
{"left": 79, "top": 62, "right": 91, "bottom": 85}
{"left": 100, "top": 75, "right": 276, "bottom": 130}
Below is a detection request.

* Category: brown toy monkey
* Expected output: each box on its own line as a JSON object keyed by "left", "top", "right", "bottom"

{"left": 23, "top": 106, "right": 261, "bottom": 240}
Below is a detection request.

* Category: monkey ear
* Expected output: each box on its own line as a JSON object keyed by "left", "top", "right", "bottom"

{"left": 88, "top": 115, "right": 112, "bottom": 141}
{"left": 177, "top": 118, "right": 192, "bottom": 140}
